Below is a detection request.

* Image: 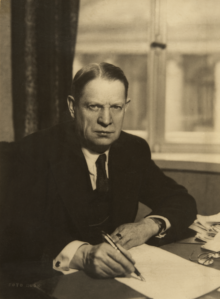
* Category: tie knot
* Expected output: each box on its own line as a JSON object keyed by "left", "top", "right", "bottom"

{"left": 96, "top": 154, "right": 106, "bottom": 168}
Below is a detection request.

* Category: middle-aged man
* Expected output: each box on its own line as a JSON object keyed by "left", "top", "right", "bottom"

{"left": 2, "top": 62, "right": 197, "bottom": 279}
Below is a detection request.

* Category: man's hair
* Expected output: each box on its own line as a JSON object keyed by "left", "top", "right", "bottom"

{"left": 71, "top": 62, "right": 129, "bottom": 102}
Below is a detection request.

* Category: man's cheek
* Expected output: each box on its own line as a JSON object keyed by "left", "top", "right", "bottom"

{"left": 82, "top": 122, "right": 92, "bottom": 139}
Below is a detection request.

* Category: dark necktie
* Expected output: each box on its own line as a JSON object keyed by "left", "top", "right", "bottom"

{"left": 96, "top": 154, "right": 109, "bottom": 192}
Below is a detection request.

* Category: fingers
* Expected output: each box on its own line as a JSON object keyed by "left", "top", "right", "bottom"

{"left": 117, "top": 244, "right": 135, "bottom": 264}
{"left": 88, "top": 256, "right": 126, "bottom": 278}
{"left": 102, "top": 250, "right": 133, "bottom": 277}
{"left": 111, "top": 228, "right": 135, "bottom": 250}
{"left": 111, "top": 226, "right": 126, "bottom": 243}
{"left": 117, "top": 236, "right": 139, "bottom": 250}
{"left": 83, "top": 243, "right": 135, "bottom": 279}
{"left": 107, "top": 246, "right": 135, "bottom": 274}
{"left": 111, "top": 229, "right": 121, "bottom": 242}
{"left": 111, "top": 221, "right": 153, "bottom": 250}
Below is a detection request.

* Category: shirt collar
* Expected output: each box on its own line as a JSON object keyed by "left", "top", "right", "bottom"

{"left": 81, "top": 147, "right": 109, "bottom": 176}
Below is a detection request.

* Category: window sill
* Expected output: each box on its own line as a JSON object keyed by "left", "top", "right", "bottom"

{"left": 152, "top": 153, "right": 220, "bottom": 173}
{"left": 124, "top": 130, "right": 220, "bottom": 172}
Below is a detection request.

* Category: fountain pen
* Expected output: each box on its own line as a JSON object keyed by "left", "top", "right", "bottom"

{"left": 102, "top": 231, "right": 145, "bottom": 282}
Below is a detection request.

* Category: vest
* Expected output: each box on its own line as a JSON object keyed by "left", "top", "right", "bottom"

{"left": 87, "top": 181, "right": 114, "bottom": 244}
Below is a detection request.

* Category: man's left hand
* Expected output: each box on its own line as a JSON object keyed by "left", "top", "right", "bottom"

{"left": 111, "top": 218, "right": 160, "bottom": 250}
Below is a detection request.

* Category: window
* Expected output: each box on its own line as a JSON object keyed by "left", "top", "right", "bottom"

{"left": 74, "top": 0, "right": 150, "bottom": 139}
{"left": 163, "top": 0, "right": 220, "bottom": 154}
{"left": 74, "top": 0, "right": 220, "bottom": 156}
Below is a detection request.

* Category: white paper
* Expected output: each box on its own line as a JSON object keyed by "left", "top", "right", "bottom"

{"left": 196, "top": 213, "right": 220, "bottom": 231}
{"left": 202, "top": 232, "right": 220, "bottom": 252}
{"left": 189, "top": 222, "right": 216, "bottom": 241}
{"left": 115, "top": 244, "right": 220, "bottom": 299}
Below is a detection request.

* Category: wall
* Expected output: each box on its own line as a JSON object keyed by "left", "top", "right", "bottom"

{"left": 163, "top": 170, "right": 220, "bottom": 216}
{"left": 135, "top": 167, "right": 220, "bottom": 222}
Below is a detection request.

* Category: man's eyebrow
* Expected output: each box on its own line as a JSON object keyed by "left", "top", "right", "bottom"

{"left": 84, "top": 101, "right": 125, "bottom": 106}
{"left": 84, "top": 101, "right": 102, "bottom": 106}
{"left": 110, "top": 102, "right": 124, "bottom": 106}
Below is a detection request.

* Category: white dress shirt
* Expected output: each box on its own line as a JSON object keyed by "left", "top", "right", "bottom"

{"left": 53, "top": 148, "right": 171, "bottom": 274}
{"left": 81, "top": 147, "right": 109, "bottom": 190}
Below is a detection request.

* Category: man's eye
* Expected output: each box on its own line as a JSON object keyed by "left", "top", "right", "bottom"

{"left": 111, "top": 106, "right": 122, "bottom": 111}
{"left": 89, "top": 105, "right": 100, "bottom": 111}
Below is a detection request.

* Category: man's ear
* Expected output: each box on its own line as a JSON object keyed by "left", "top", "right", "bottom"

{"left": 125, "top": 98, "right": 131, "bottom": 112}
{"left": 67, "top": 95, "right": 76, "bottom": 119}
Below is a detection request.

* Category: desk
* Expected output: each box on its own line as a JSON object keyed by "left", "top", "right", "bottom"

{"left": 162, "top": 239, "right": 220, "bottom": 299}
{"left": 1, "top": 238, "right": 220, "bottom": 299}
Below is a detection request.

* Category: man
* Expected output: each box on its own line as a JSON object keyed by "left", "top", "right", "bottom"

{"left": 3, "top": 62, "right": 197, "bottom": 279}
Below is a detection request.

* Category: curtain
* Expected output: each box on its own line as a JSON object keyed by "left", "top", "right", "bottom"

{"left": 11, "top": 0, "right": 80, "bottom": 140}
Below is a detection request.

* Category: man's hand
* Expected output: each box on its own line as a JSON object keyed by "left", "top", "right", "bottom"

{"left": 111, "top": 218, "right": 160, "bottom": 250}
{"left": 70, "top": 242, "right": 135, "bottom": 279}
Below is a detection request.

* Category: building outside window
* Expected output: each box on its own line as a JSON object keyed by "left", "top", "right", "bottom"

{"left": 74, "top": 0, "right": 220, "bottom": 161}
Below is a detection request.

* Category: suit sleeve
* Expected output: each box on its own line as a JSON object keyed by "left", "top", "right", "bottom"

{"left": 2, "top": 134, "right": 81, "bottom": 264}
{"left": 138, "top": 140, "right": 197, "bottom": 242}
{"left": 43, "top": 173, "right": 84, "bottom": 260}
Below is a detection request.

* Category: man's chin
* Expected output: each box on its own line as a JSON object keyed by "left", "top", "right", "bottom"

{"left": 89, "top": 142, "right": 112, "bottom": 153}
{"left": 86, "top": 138, "right": 117, "bottom": 153}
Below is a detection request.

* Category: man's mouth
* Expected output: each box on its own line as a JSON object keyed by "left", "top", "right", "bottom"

{"left": 95, "top": 131, "right": 114, "bottom": 136}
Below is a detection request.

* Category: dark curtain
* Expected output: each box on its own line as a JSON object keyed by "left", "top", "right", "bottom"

{"left": 11, "top": 0, "right": 80, "bottom": 140}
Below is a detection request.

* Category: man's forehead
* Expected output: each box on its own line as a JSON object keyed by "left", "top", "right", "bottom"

{"left": 83, "top": 78, "right": 125, "bottom": 90}
{"left": 79, "top": 78, "right": 127, "bottom": 102}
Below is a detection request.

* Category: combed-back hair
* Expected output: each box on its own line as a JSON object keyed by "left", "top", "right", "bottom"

{"left": 71, "top": 62, "right": 129, "bottom": 102}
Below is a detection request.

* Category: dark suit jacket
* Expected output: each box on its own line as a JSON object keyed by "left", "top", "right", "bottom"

{"left": 1, "top": 121, "right": 197, "bottom": 264}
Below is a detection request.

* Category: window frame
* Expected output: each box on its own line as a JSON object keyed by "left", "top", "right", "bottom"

{"left": 75, "top": 0, "right": 220, "bottom": 156}
{"left": 146, "top": 0, "right": 220, "bottom": 155}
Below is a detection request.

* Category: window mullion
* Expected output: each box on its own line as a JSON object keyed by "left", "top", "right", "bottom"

{"left": 148, "top": 0, "right": 167, "bottom": 152}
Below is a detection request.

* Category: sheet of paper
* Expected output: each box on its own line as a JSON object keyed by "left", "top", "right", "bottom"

{"left": 196, "top": 213, "right": 220, "bottom": 230}
{"left": 202, "top": 232, "right": 220, "bottom": 252}
{"left": 189, "top": 223, "right": 216, "bottom": 241}
{"left": 116, "top": 244, "right": 220, "bottom": 299}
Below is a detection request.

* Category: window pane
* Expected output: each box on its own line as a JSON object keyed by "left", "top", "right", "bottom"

{"left": 165, "top": 0, "right": 220, "bottom": 144}
{"left": 74, "top": 0, "right": 150, "bottom": 132}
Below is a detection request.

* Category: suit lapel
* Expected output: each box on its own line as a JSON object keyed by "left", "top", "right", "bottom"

{"left": 47, "top": 124, "right": 141, "bottom": 238}
{"left": 47, "top": 123, "right": 92, "bottom": 240}
{"left": 109, "top": 135, "right": 141, "bottom": 228}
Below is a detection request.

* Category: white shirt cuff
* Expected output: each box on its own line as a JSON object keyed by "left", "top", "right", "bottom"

{"left": 53, "top": 240, "right": 88, "bottom": 275}
{"left": 147, "top": 215, "right": 171, "bottom": 238}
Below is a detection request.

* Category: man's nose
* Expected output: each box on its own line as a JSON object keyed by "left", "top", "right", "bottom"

{"left": 98, "top": 107, "right": 113, "bottom": 126}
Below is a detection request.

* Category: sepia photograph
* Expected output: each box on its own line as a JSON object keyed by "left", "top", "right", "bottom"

{"left": 0, "top": 0, "right": 220, "bottom": 298}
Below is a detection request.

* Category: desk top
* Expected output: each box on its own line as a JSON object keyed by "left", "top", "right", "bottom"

{"left": 1, "top": 238, "right": 220, "bottom": 299}
{"left": 162, "top": 240, "right": 220, "bottom": 299}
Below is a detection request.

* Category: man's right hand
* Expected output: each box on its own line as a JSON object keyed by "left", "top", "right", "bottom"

{"left": 70, "top": 243, "right": 135, "bottom": 278}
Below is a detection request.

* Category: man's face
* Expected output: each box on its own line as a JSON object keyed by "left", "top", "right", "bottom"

{"left": 68, "top": 78, "right": 130, "bottom": 153}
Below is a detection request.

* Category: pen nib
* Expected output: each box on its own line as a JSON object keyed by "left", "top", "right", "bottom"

{"left": 140, "top": 274, "right": 146, "bottom": 282}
